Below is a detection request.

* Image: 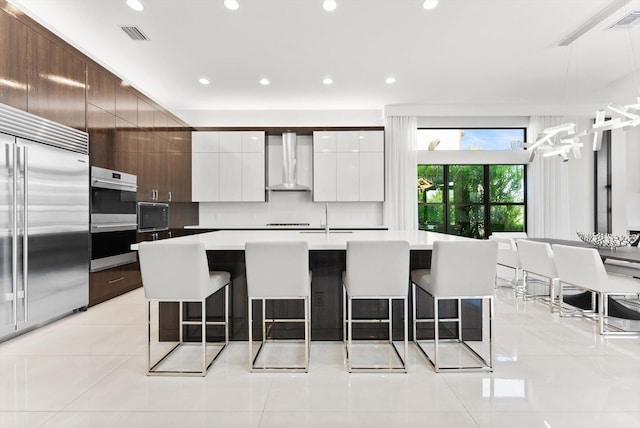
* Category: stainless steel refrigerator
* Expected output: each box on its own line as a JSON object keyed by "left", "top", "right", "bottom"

{"left": 0, "top": 103, "right": 89, "bottom": 341}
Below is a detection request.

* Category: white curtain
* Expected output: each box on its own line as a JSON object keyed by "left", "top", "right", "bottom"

{"left": 384, "top": 116, "right": 418, "bottom": 230}
{"left": 527, "top": 116, "right": 572, "bottom": 239}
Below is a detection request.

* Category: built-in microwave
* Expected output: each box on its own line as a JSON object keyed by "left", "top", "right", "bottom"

{"left": 138, "top": 202, "right": 169, "bottom": 232}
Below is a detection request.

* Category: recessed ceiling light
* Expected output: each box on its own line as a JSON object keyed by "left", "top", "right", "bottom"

{"left": 323, "top": 77, "right": 333, "bottom": 85}
{"left": 259, "top": 78, "right": 270, "bottom": 86}
{"left": 126, "top": 0, "right": 144, "bottom": 11}
{"left": 199, "top": 77, "right": 210, "bottom": 85}
{"left": 224, "top": 0, "right": 239, "bottom": 11}
{"left": 386, "top": 76, "right": 396, "bottom": 84}
{"left": 422, "top": 0, "right": 438, "bottom": 10}
{"left": 323, "top": 0, "right": 337, "bottom": 12}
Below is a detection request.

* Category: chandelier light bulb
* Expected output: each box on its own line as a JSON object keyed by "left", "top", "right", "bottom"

{"left": 259, "top": 78, "right": 270, "bottom": 86}
{"left": 323, "top": 0, "right": 337, "bottom": 12}
{"left": 323, "top": 77, "right": 333, "bottom": 85}
{"left": 199, "top": 77, "right": 210, "bottom": 85}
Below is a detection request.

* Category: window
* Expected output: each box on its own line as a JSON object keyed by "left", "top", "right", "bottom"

{"left": 418, "top": 164, "right": 526, "bottom": 239}
{"left": 417, "top": 128, "right": 525, "bottom": 151}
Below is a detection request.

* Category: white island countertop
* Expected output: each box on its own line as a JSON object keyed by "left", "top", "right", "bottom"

{"left": 132, "top": 230, "right": 474, "bottom": 251}
{"left": 184, "top": 224, "right": 389, "bottom": 231}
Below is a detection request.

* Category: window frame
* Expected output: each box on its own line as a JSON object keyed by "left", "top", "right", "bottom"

{"left": 418, "top": 164, "right": 527, "bottom": 239}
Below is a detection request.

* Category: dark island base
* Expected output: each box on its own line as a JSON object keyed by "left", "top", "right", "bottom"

{"left": 158, "top": 250, "right": 483, "bottom": 342}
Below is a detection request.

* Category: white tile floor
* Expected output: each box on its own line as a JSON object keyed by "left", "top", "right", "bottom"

{"left": 2, "top": 287, "right": 640, "bottom": 428}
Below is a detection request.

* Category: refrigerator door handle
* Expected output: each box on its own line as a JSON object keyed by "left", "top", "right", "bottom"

{"left": 11, "top": 144, "right": 18, "bottom": 328}
{"left": 22, "top": 146, "right": 28, "bottom": 322}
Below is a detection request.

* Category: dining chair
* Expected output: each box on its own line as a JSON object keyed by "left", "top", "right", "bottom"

{"left": 516, "top": 239, "right": 559, "bottom": 311}
{"left": 489, "top": 232, "right": 527, "bottom": 289}
{"left": 553, "top": 244, "right": 640, "bottom": 336}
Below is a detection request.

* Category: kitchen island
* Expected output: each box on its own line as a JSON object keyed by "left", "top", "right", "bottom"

{"left": 133, "top": 230, "right": 480, "bottom": 341}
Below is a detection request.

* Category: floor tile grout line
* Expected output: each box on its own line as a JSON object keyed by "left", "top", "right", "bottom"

{"left": 56, "top": 354, "right": 137, "bottom": 414}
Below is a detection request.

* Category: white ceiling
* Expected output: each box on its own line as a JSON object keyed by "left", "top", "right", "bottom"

{"left": 8, "top": 0, "right": 640, "bottom": 125}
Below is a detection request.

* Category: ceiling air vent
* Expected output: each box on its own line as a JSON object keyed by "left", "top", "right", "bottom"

{"left": 609, "top": 11, "right": 640, "bottom": 29}
{"left": 120, "top": 25, "right": 149, "bottom": 41}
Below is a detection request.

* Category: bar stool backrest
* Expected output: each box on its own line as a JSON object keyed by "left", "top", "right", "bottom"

{"left": 552, "top": 244, "right": 609, "bottom": 292}
{"left": 245, "top": 241, "right": 310, "bottom": 298}
{"left": 345, "top": 240, "right": 410, "bottom": 298}
{"left": 430, "top": 240, "right": 498, "bottom": 298}
{"left": 517, "top": 240, "right": 558, "bottom": 278}
{"left": 138, "top": 241, "right": 211, "bottom": 301}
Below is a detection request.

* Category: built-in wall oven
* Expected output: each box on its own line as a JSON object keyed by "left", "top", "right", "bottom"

{"left": 90, "top": 166, "right": 138, "bottom": 272}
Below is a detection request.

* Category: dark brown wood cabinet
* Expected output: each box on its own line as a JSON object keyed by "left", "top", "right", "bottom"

{"left": 114, "top": 118, "right": 138, "bottom": 175}
{"left": 137, "top": 142, "right": 165, "bottom": 202}
{"left": 115, "top": 84, "right": 137, "bottom": 125}
{"left": 87, "top": 66, "right": 115, "bottom": 115}
{"left": 89, "top": 262, "right": 142, "bottom": 307}
{"left": 1, "top": 0, "right": 195, "bottom": 307}
{"left": 0, "top": 8, "right": 28, "bottom": 111}
{"left": 166, "top": 152, "right": 191, "bottom": 202}
{"left": 87, "top": 103, "right": 116, "bottom": 169}
{"left": 28, "top": 29, "right": 86, "bottom": 130}
{"left": 136, "top": 105, "right": 192, "bottom": 203}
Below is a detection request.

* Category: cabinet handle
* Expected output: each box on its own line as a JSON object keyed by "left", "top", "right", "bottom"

{"left": 108, "top": 277, "right": 125, "bottom": 284}
{"left": 168, "top": 191, "right": 172, "bottom": 202}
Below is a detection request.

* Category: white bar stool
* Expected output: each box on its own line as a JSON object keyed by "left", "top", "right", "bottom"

{"left": 342, "top": 240, "right": 410, "bottom": 373}
{"left": 138, "top": 241, "right": 230, "bottom": 376}
{"left": 516, "top": 239, "right": 559, "bottom": 310}
{"left": 411, "top": 240, "right": 498, "bottom": 372}
{"left": 245, "top": 241, "right": 311, "bottom": 372}
{"left": 553, "top": 244, "right": 640, "bottom": 336}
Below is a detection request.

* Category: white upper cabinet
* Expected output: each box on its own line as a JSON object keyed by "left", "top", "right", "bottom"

{"left": 192, "top": 131, "right": 266, "bottom": 202}
{"left": 219, "top": 132, "right": 242, "bottom": 152}
{"left": 336, "top": 152, "right": 359, "bottom": 201}
{"left": 337, "top": 132, "right": 360, "bottom": 153}
{"left": 313, "top": 131, "right": 337, "bottom": 153}
{"left": 242, "top": 152, "right": 265, "bottom": 201}
{"left": 192, "top": 131, "right": 219, "bottom": 153}
{"left": 313, "top": 130, "right": 384, "bottom": 202}
{"left": 192, "top": 153, "right": 220, "bottom": 201}
{"left": 242, "top": 132, "right": 266, "bottom": 153}
{"left": 358, "top": 130, "right": 384, "bottom": 152}
{"left": 313, "top": 151, "right": 337, "bottom": 201}
{"left": 359, "top": 152, "right": 384, "bottom": 201}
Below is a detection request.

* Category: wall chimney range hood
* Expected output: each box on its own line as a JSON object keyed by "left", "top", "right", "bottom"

{"left": 268, "top": 132, "right": 311, "bottom": 192}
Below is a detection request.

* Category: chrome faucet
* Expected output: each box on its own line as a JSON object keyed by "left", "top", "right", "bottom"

{"left": 325, "top": 203, "right": 329, "bottom": 234}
